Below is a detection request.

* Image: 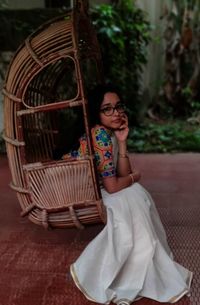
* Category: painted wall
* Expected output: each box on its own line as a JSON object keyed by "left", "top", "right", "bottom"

{"left": 136, "top": 0, "right": 171, "bottom": 100}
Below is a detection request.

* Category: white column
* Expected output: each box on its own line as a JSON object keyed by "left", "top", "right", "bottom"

{"left": 136, "top": 0, "right": 171, "bottom": 99}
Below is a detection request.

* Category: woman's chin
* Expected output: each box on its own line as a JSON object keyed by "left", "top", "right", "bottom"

{"left": 112, "top": 123, "right": 122, "bottom": 130}
{"left": 110, "top": 120, "right": 122, "bottom": 129}
{"left": 103, "top": 121, "right": 122, "bottom": 130}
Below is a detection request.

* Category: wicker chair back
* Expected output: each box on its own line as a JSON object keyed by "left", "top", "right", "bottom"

{"left": 3, "top": 1, "right": 106, "bottom": 229}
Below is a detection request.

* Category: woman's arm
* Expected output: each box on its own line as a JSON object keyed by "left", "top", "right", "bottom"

{"left": 101, "top": 115, "right": 140, "bottom": 193}
{"left": 117, "top": 140, "right": 132, "bottom": 176}
{"left": 115, "top": 114, "right": 132, "bottom": 176}
{"left": 102, "top": 170, "right": 141, "bottom": 194}
{"left": 102, "top": 175, "right": 132, "bottom": 193}
{"left": 92, "top": 124, "right": 141, "bottom": 193}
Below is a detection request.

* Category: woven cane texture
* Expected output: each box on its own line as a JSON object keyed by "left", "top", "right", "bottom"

{"left": 3, "top": 1, "right": 105, "bottom": 228}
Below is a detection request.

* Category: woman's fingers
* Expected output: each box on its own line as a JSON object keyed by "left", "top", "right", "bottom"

{"left": 118, "top": 115, "right": 128, "bottom": 130}
{"left": 132, "top": 170, "right": 141, "bottom": 182}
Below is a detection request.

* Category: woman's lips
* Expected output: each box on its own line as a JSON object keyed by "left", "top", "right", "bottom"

{"left": 112, "top": 119, "right": 122, "bottom": 124}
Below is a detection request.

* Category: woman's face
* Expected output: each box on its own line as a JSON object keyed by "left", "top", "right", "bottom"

{"left": 99, "top": 92, "right": 124, "bottom": 130}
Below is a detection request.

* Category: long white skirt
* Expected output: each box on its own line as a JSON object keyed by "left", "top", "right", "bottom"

{"left": 70, "top": 183, "right": 192, "bottom": 304}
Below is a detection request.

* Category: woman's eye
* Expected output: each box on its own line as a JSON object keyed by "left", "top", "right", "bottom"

{"left": 116, "top": 104, "right": 125, "bottom": 110}
{"left": 103, "top": 107, "right": 112, "bottom": 112}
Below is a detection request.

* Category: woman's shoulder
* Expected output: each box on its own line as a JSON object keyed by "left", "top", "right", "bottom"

{"left": 91, "top": 125, "right": 113, "bottom": 148}
{"left": 92, "top": 125, "right": 112, "bottom": 137}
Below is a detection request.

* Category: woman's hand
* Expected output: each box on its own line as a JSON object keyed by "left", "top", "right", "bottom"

{"left": 114, "top": 114, "right": 129, "bottom": 142}
{"left": 132, "top": 170, "right": 141, "bottom": 183}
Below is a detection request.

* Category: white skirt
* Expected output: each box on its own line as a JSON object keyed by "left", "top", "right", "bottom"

{"left": 70, "top": 183, "right": 193, "bottom": 304}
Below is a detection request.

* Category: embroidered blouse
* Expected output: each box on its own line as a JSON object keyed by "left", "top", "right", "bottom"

{"left": 65, "top": 125, "right": 116, "bottom": 178}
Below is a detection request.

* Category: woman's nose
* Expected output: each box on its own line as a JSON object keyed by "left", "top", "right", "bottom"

{"left": 113, "top": 108, "right": 120, "bottom": 115}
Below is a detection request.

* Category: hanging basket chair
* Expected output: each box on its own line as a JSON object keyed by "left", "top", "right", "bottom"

{"left": 3, "top": 1, "right": 106, "bottom": 229}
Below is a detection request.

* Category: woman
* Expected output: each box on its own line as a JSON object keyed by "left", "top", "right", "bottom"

{"left": 69, "top": 84, "right": 193, "bottom": 305}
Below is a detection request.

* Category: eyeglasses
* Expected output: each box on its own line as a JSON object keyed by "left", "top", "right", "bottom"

{"left": 100, "top": 102, "right": 126, "bottom": 116}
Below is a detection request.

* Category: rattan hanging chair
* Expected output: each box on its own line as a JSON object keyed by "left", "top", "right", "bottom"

{"left": 3, "top": 0, "right": 106, "bottom": 229}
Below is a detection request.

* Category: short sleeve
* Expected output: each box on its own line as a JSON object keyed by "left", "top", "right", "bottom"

{"left": 62, "top": 134, "right": 88, "bottom": 159}
{"left": 92, "top": 126, "right": 116, "bottom": 178}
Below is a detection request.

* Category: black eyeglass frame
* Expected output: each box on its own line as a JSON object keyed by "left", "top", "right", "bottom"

{"left": 100, "top": 102, "right": 126, "bottom": 116}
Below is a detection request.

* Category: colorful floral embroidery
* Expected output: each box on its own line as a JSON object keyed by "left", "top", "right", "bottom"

{"left": 78, "top": 135, "right": 88, "bottom": 156}
{"left": 66, "top": 125, "right": 116, "bottom": 178}
{"left": 92, "top": 126, "right": 116, "bottom": 178}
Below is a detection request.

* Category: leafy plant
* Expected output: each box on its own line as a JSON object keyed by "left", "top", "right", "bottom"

{"left": 128, "top": 120, "right": 200, "bottom": 152}
{"left": 0, "top": 0, "right": 8, "bottom": 9}
{"left": 91, "top": 0, "right": 151, "bottom": 124}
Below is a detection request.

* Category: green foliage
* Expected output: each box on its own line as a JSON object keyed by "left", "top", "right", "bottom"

{"left": 128, "top": 120, "right": 200, "bottom": 152}
{"left": 0, "top": 9, "right": 67, "bottom": 51}
{"left": 0, "top": 0, "right": 8, "bottom": 9}
{"left": 182, "top": 87, "right": 200, "bottom": 115}
{"left": 90, "top": 0, "right": 151, "bottom": 124}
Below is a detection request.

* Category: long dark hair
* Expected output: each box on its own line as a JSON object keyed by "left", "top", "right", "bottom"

{"left": 87, "top": 83, "right": 122, "bottom": 127}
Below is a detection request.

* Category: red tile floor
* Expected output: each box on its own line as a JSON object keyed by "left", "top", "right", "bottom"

{"left": 0, "top": 153, "right": 200, "bottom": 305}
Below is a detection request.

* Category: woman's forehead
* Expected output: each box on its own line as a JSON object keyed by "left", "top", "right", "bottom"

{"left": 102, "top": 92, "right": 119, "bottom": 105}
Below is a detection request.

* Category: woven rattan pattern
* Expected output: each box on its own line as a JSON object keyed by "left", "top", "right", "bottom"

{"left": 3, "top": 4, "right": 104, "bottom": 229}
